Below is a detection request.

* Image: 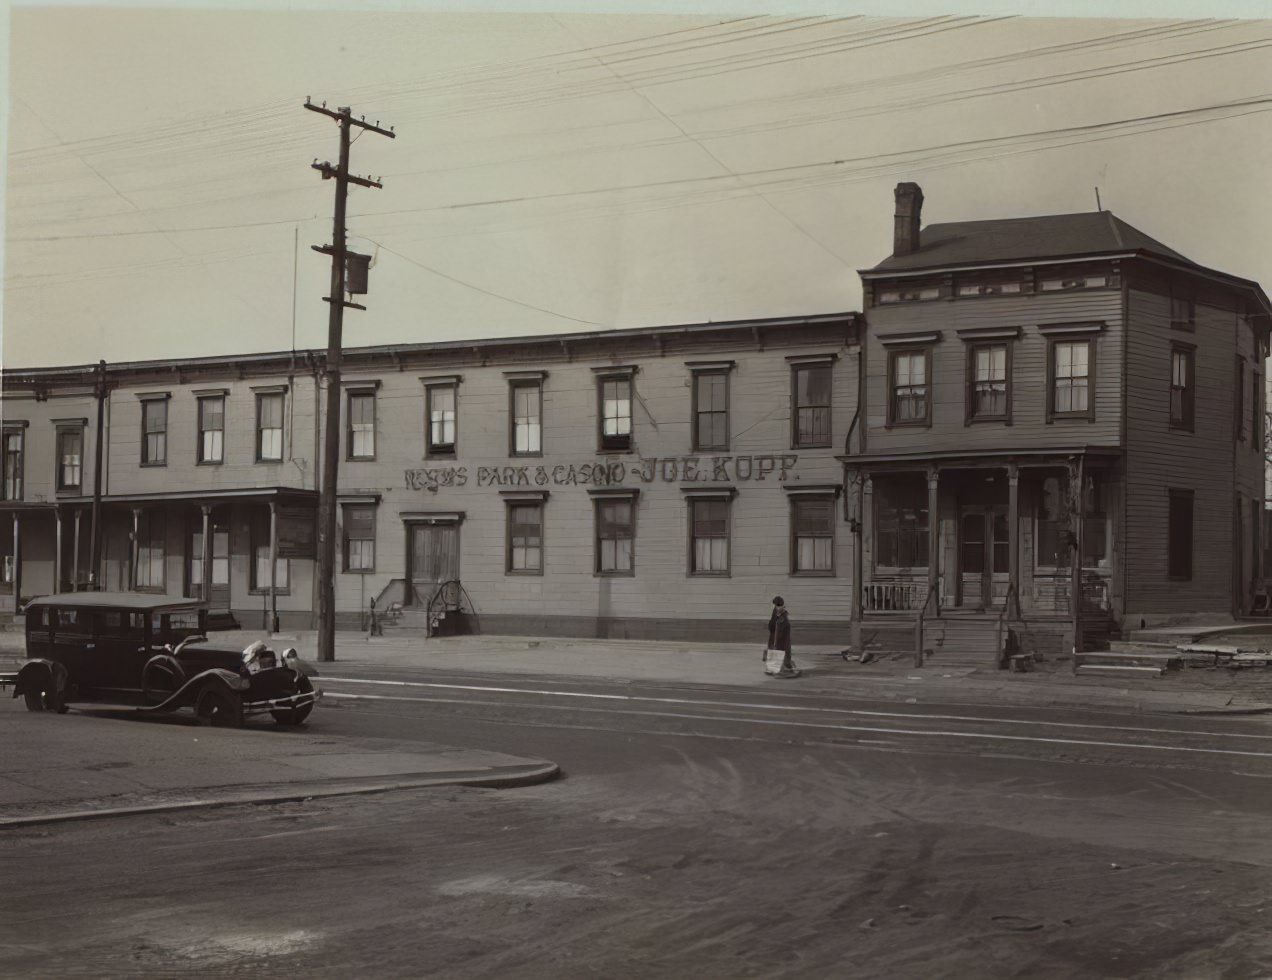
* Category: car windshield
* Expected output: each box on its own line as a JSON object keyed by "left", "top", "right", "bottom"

{"left": 150, "top": 609, "right": 204, "bottom": 645}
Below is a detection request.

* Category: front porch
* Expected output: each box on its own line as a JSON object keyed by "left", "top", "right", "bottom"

{"left": 845, "top": 449, "right": 1121, "bottom": 662}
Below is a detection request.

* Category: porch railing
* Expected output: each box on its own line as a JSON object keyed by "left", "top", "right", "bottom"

{"left": 864, "top": 582, "right": 925, "bottom": 612}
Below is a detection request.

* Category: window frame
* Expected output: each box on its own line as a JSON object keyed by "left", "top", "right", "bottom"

{"left": 133, "top": 510, "right": 166, "bottom": 592}
{"left": 788, "top": 490, "right": 837, "bottom": 577}
{"left": 54, "top": 424, "right": 84, "bottom": 495}
{"left": 885, "top": 346, "right": 932, "bottom": 428}
{"left": 341, "top": 503, "right": 377, "bottom": 574}
{"left": 1169, "top": 343, "right": 1196, "bottom": 433}
{"left": 790, "top": 358, "right": 835, "bottom": 448}
{"left": 689, "top": 363, "right": 733, "bottom": 452}
{"left": 685, "top": 490, "right": 734, "bottom": 577}
{"left": 423, "top": 379, "right": 459, "bottom": 459}
{"left": 346, "top": 388, "right": 378, "bottom": 462}
{"left": 1235, "top": 355, "right": 1247, "bottom": 443}
{"left": 594, "top": 367, "right": 637, "bottom": 454}
{"left": 872, "top": 474, "right": 930, "bottom": 572}
{"left": 140, "top": 396, "right": 169, "bottom": 467}
{"left": 1, "top": 424, "right": 25, "bottom": 502}
{"left": 964, "top": 341, "right": 1013, "bottom": 424}
{"left": 196, "top": 393, "right": 226, "bottom": 465}
{"left": 506, "top": 373, "right": 545, "bottom": 458}
{"left": 1169, "top": 287, "right": 1196, "bottom": 331}
{"left": 254, "top": 389, "right": 286, "bottom": 463}
{"left": 591, "top": 489, "right": 637, "bottom": 577}
{"left": 1043, "top": 330, "right": 1098, "bottom": 423}
{"left": 1167, "top": 488, "right": 1194, "bottom": 582}
{"left": 504, "top": 493, "right": 547, "bottom": 576}
{"left": 248, "top": 513, "right": 291, "bottom": 594}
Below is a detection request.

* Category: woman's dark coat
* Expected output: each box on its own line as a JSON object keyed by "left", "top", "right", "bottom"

{"left": 767, "top": 610, "right": 791, "bottom": 653}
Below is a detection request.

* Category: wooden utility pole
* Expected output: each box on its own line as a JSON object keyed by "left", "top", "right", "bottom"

{"left": 305, "top": 99, "right": 394, "bottom": 663}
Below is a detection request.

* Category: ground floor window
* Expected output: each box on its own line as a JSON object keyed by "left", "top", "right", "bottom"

{"left": 250, "top": 514, "right": 290, "bottom": 591}
{"left": 1168, "top": 488, "right": 1193, "bottom": 581}
{"left": 689, "top": 497, "right": 730, "bottom": 575}
{"left": 134, "top": 512, "right": 165, "bottom": 589}
{"left": 594, "top": 496, "right": 635, "bottom": 575}
{"left": 343, "top": 505, "right": 376, "bottom": 573}
{"left": 507, "top": 502, "right": 544, "bottom": 574}
{"left": 873, "top": 475, "right": 928, "bottom": 569}
{"left": 791, "top": 497, "right": 834, "bottom": 574}
{"left": 190, "top": 527, "right": 230, "bottom": 590}
{"left": 1035, "top": 473, "right": 1109, "bottom": 570}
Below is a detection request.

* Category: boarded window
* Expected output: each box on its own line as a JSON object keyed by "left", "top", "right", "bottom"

{"left": 874, "top": 476, "right": 928, "bottom": 568}
{"left": 794, "top": 365, "right": 832, "bottom": 446}
{"left": 690, "top": 499, "right": 729, "bottom": 574}
{"left": 1168, "top": 490, "right": 1193, "bottom": 581}
{"left": 595, "top": 498, "right": 634, "bottom": 574}
{"left": 792, "top": 498, "right": 834, "bottom": 574}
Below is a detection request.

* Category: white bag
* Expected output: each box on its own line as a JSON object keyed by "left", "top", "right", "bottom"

{"left": 764, "top": 649, "right": 787, "bottom": 675}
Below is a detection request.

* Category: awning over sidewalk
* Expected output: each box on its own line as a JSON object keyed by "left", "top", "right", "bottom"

{"left": 836, "top": 445, "right": 1122, "bottom": 467}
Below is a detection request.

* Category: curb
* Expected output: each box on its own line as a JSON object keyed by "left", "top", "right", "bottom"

{"left": 0, "top": 761, "right": 561, "bottom": 830}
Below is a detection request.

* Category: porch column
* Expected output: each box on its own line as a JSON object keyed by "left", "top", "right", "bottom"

{"left": 200, "top": 505, "right": 212, "bottom": 603}
{"left": 1069, "top": 458, "right": 1085, "bottom": 656}
{"left": 268, "top": 500, "right": 279, "bottom": 634}
{"left": 926, "top": 467, "right": 940, "bottom": 609}
{"left": 1007, "top": 463, "right": 1020, "bottom": 615}
{"left": 12, "top": 513, "right": 20, "bottom": 609}
{"left": 53, "top": 507, "right": 63, "bottom": 595}
{"left": 848, "top": 468, "right": 864, "bottom": 652}
{"left": 129, "top": 507, "right": 141, "bottom": 591}
{"left": 72, "top": 509, "right": 82, "bottom": 592}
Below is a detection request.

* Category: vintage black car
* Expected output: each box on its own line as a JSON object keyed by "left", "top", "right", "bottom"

{"left": 13, "top": 593, "right": 321, "bottom": 727}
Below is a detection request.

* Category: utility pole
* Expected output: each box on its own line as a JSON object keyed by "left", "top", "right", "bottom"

{"left": 305, "top": 98, "right": 395, "bottom": 663}
{"left": 89, "top": 359, "right": 107, "bottom": 590}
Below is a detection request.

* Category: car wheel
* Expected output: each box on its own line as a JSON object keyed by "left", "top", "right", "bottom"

{"left": 271, "top": 702, "right": 313, "bottom": 726}
{"left": 195, "top": 687, "right": 243, "bottom": 728}
{"left": 23, "top": 688, "right": 52, "bottom": 712}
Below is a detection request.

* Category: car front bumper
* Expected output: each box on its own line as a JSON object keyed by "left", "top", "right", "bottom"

{"left": 241, "top": 681, "right": 323, "bottom": 717}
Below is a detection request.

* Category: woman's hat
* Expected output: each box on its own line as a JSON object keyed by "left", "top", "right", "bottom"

{"left": 772, "top": 596, "right": 784, "bottom": 607}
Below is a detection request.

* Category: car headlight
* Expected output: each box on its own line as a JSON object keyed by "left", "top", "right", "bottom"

{"left": 241, "top": 640, "right": 278, "bottom": 673}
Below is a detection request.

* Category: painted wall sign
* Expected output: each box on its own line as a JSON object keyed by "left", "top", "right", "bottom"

{"left": 405, "top": 455, "right": 800, "bottom": 492}
{"left": 275, "top": 505, "right": 317, "bottom": 559}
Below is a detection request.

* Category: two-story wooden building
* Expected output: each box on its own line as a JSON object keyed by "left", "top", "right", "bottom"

{"left": 845, "top": 183, "right": 1269, "bottom": 657}
{"left": 1, "top": 315, "right": 862, "bottom": 642}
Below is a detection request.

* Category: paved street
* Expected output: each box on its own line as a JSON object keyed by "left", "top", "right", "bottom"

{"left": 4, "top": 661, "right": 1272, "bottom": 978}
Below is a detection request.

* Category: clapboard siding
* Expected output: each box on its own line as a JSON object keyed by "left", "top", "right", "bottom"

{"left": 864, "top": 285, "right": 1124, "bottom": 453}
{"left": 1122, "top": 276, "right": 1242, "bottom": 618}
{"left": 0, "top": 390, "right": 99, "bottom": 502}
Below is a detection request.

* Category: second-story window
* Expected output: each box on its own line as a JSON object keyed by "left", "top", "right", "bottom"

{"left": 509, "top": 378, "right": 543, "bottom": 456}
{"left": 792, "top": 363, "right": 832, "bottom": 447}
{"left": 969, "top": 345, "right": 1009, "bottom": 421}
{"left": 141, "top": 398, "right": 168, "bottom": 466}
{"left": 347, "top": 390, "right": 376, "bottom": 460}
{"left": 255, "top": 392, "right": 285, "bottom": 462}
{"left": 426, "top": 383, "right": 457, "bottom": 458}
{"left": 888, "top": 349, "right": 929, "bottom": 425}
{"left": 1235, "top": 355, "right": 1247, "bottom": 442}
{"left": 598, "top": 374, "right": 633, "bottom": 452}
{"left": 198, "top": 395, "right": 224, "bottom": 464}
{"left": 56, "top": 427, "right": 83, "bottom": 494}
{"left": 693, "top": 370, "right": 729, "bottom": 451}
{"left": 3, "top": 428, "right": 24, "bottom": 501}
{"left": 1170, "top": 347, "right": 1195, "bottom": 431}
{"left": 1049, "top": 339, "right": 1091, "bottom": 419}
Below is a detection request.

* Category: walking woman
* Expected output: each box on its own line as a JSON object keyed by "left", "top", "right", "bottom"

{"left": 767, "top": 596, "right": 796, "bottom": 675}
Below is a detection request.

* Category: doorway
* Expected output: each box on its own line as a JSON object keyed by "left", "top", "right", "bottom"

{"left": 959, "top": 506, "right": 1009, "bottom": 609}
{"left": 406, "top": 522, "right": 460, "bottom": 607}
{"left": 190, "top": 524, "right": 230, "bottom": 609}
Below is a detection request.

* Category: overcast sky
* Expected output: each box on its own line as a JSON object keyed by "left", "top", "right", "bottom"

{"left": 5, "top": 2, "right": 1272, "bottom": 368}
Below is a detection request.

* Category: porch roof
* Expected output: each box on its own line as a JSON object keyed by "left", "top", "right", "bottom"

{"left": 837, "top": 446, "right": 1122, "bottom": 467}
{"left": 55, "top": 487, "right": 319, "bottom": 507}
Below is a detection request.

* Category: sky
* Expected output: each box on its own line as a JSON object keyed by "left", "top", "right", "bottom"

{"left": 5, "top": 2, "right": 1272, "bottom": 368}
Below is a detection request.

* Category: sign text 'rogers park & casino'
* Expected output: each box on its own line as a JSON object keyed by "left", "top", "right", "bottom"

{"left": 404, "top": 454, "right": 802, "bottom": 493}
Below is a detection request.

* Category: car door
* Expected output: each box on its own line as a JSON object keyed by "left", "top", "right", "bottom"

{"left": 48, "top": 607, "right": 101, "bottom": 696}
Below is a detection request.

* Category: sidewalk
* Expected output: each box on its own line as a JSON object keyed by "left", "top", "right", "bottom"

{"left": 0, "top": 704, "right": 558, "bottom": 828}
{"left": 208, "top": 629, "right": 1272, "bottom": 716}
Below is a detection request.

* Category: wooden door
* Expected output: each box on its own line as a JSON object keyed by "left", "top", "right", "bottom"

{"left": 959, "top": 507, "right": 1009, "bottom": 609}
{"left": 407, "top": 523, "right": 460, "bottom": 606}
{"left": 190, "top": 525, "right": 231, "bottom": 608}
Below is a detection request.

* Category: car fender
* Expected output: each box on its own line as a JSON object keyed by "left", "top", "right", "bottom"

{"left": 14, "top": 659, "right": 68, "bottom": 709}
{"left": 144, "top": 667, "right": 248, "bottom": 713}
{"left": 142, "top": 653, "right": 187, "bottom": 704}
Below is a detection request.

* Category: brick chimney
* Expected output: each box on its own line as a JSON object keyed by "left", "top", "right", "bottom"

{"left": 893, "top": 182, "right": 924, "bottom": 257}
